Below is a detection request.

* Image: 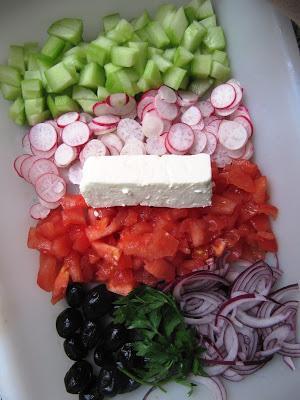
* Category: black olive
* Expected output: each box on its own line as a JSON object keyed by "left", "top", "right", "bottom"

{"left": 94, "top": 346, "right": 115, "bottom": 368}
{"left": 81, "top": 320, "right": 104, "bottom": 350}
{"left": 119, "top": 375, "right": 140, "bottom": 394}
{"left": 97, "top": 366, "right": 122, "bottom": 397}
{"left": 83, "top": 285, "right": 116, "bottom": 320}
{"left": 56, "top": 308, "right": 83, "bottom": 338}
{"left": 66, "top": 283, "right": 85, "bottom": 308}
{"left": 64, "top": 333, "right": 88, "bottom": 361}
{"left": 116, "top": 343, "right": 144, "bottom": 370}
{"left": 103, "top": 324, "right": 129, "bottom": 352}
{"left": 64, "top": 360, "right": 93, "bottom": 394}
{"left": 79, "top": 378, "right": 104, "bottom": 400}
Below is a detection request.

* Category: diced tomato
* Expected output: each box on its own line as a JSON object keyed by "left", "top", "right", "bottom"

{"left": 107, "top": 269, "right": 136, "bottom": 296}
{"left": 181, "top": 258, "right": 205, "bottom": 271}
{"left": 37, "top": 254, "right": 59, "bottom": 292}
{"left": 258, "top": 204, "right": 278, "bottom": 219}
{"left": 169, "top": 208, "right": 189, "bottom": 221}
{"left": 134, "top": 268, "right": 157, "bottom": 286}
{"left": 60, "top": 195, "right": 87, "bottom": 209}
{"left": 65, "top": 251, "right": 83, "bottom": 282}
{"left": 51, "top": 235, "right": 72, "bottom": 258}
{"left": 129, "top": 222, "right": 153, "bottom": 235}
{"left": 223, "top": 229, "right": 241, "bottom": 248}
{"left": 250, "top": 214, "right": 271, "bottom": 232}
{"left": 87, "top": 248, "right": 101, "bottom": 264}
{"left": 124, "top": 209, "right": 139, "bottom": 226}
{"left": 118, "top": 254, "right": 133, "bottom": 270}
{"left": 51, "top": 265, "right": 70, "bottom": 304}
{"left": 253, "top": 176, "right": 267, "bottom": 204}
{"left": 96, "top": 262, "right": 115, "bottom": 282}
{"left": 187, "top": 219, "right": 207, "bottom": 247}
{"left": 92, "top": 241, "right": 121, "bottom": 264}
{"left": 148, "top": 229, "right": 179, "bottom": 259}
{"left": 72, "top": 231, "right": 90, "bottom": 254}
{"left": 80, "top": 255, "right": 95, "bottom": 282}
{"left": 85, "top": 217, "right": 110, "bottom": 242}
{"left": 231, "top": 160, "right": 260, "bottom": 178}
{"left": 27, "top": 227, "right": 52, "bottom": 253}
{"left": 210, "top": 194, "right": 238, "bottom": 215}
{"left": 228, "top": 167, "right": 255, "bottom": 193}
{"left": 37, "top": 219, "right": 67, "bottom": 240}
{"left": 254, "top": 231, "right": 278, "bottom": 252}
{"left": 62, "top": 208, "right": 86, "bottom": 226}
{"left": 144, "top": 259, "right": 175, "bottom": 282}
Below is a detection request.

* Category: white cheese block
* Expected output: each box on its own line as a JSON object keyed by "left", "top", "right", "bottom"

{"left": 80, "top": 154, "right": 212, "bottom": 208}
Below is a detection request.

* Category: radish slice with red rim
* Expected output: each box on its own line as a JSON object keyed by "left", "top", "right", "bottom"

{"left": 155, "top": 96, "right": 179, "bottom": 121}
{"left": 80, "top": 112, "right": 93, "bottom": 123}
{"left": 29, "top": 158, "right": 59, "bottom": 184}
{"left": 29, "top": 123, "right": 57, "bottom": 152}
{"left": 22, "top": 134, "right": 32, "bottom": 154}
{"left": 141, "top": 89, "right": 158, "bottom": 100}
{"left": 189, "top": 132, "right": 207, "bottom": 154}
{"left": 181, "top": 106, "right": 202, "bottom": 126}
{"left": 107, "top": 93, "right": 129, "bottom": 108}
{"left": 226, "top": 81, "right": 243, "bottom": 109}
{"left": 177, "top": 91, "right": 199, "bottom": 107}
{"left": 233, "top": 116, "right": 253, "bottom": 138}
{"left": 93, "top": 101, "right": 114, "bottom": 116}
{"left": 198, "top": 101, "right": 214, "bottom": 118}
{"left": 20, "top": 155, "right": 42, "bottom": 182}
{"left": 137, "top": 97, "right": 154, "bottom": 121}
{"left": 141, "top": 102, "right": 156, "bottom": 120}
{"left": 101, "top": 133, "right": 124, "bottom": 152}
{"left": 89, "top": 122, "right": 116, "bottom": 135}
{"left": 146, "top": 136, "right": 167, "bottom": 155}
{"left": 211, "top": 84, "right": 236, "bottom": 109}
{"left": 214, "top": 104, "right": 239, "bottom": 117}
{"left": 31, "top": 143, "right": 58, "bottom": 159}
{"left": 142, "top": 111, "right": 164, "bottom": 138}
{"left": 92, "top": 115, "right": 120, "bottom": 126}
{"left": 14, "top": 154, "right": 31, "bottom": 177}
{"left": 167, "top": 123, "right": 194, "bottom": 152}
{"left": 218, "top": 120, "right": 248, "bottom": 151}
{"left": 57, "top": 111, "right": 80, "bottom": 127}
{"left": 165, "top": 136, "right": 186, "bottom": 155}
{"left": 242, "top": 141, "right": 254, "bottom": 160}
{"left": 80, "top": 139, "right": 108, "bottom": 164}
{"left": 30, "top": 203, "right": 51, "bottom": 220}
{"left": 226, "top": 145, "right": 246, "bottom": 160}
{"left": 108, "top": 146, "right": 120, "bottom": 156}
{"left": 202, "top": 132, "right": 217, "bottom": 155}
{"left": 120, "top": 138, "right": 146, "bottom": 155}
{"left": 54, "top": 143, "right": 77, "bottom": 167}
{"left": 62, "top": 121, "right": 90, "bottom": 147}
{"left": 108, "top": 96, "right": 136, "bottom": 116}
{"left": 35, "top": 173, "right": 66, "bottom": 203}
{"left": 117, "top": 118, "right": 143, "bottom": 142}
{"left": 68, "top": 161, "right": 83, "bottom": 185}
{"left": 38, "top": 197, "right": 60, "bottom": 210}
{"left": 157, "top": 85, "right": 177, "bottom": 104}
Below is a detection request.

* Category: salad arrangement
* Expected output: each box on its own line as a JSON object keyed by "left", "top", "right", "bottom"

{"left": 0, "top": 0, "right": 299, "bottom": 400}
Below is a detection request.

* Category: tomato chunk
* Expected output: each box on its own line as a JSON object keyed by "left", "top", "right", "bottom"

{"left": 62, "top": 208, "right": 86, "bottom": 226}
{"left": 144, "top": 259, "right": 175, "bottom": 282}
{"left": 51, "top": 265, "right": 70, "bottom": 304}
{"left": 37, "top": 254, "right": 59, "bottom": 292}
{"left": 60, "top": 194, "right": 87, "bottom": 209}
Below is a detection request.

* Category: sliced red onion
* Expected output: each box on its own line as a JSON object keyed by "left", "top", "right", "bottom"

{"left": 191, "top": 376, "right": 227, "bottom": 400}
{"left": 236, "top": 309, "right": 292, "bottom": 328}
{"left": 270, "top": 283, "right": 300, "bottom": 301}
{"left": 222, "top": 368, "right": 244, "bottom": 382}
{"left": 282, "top": 356, "right": 296, "bottom": 371}
{"left": 263, "top": 325, "right": 291, "bottom": 350}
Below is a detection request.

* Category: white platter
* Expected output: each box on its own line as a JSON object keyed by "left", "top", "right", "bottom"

{"left": 0, "top": 1, "right": 300, "bottom": 399}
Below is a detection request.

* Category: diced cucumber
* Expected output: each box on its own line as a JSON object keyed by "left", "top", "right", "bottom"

{"left": 111, "top": 46, "right": 139, "bottom": 67}
{"left": 97, "top": 86, "right": 109, "bottom": 100}
{"left": 24, "top": 42, "right": 39, "bottom": 65}
{"left": 47, "top": 95, "right": 59, "bottom": 118}
{"left": 203, "top": 26, "right": 226, "bottom": 51}
{"left": 63, "top": 53, "right": 86, "bottom": 71}
{"left": 184, "top": 0, "right": 204, "bottom": 23}
{"left": 163, "top": 66, "right": 187, "bottom": 90}
{"left": 0, "top": 83, "right": 21, "bottom": 101}
{"left": 131, "top": 33, "right": 143, "bottom": 42}
{"left": 164, "top": 48, "right": 176, "bottom": 62}
{"left": 137, "top": 77, "right": 150, "bottom": 93}
{"left": 148, "top": 47, "right": 164, "bottom": 57}
{"left": 27, "top": 54, "right": 39, "bottom": 71}
{"left": 135, "top": 26, "right": 150, "bottom": 42}
{"left": 62, "top": 42, "right": 73, "bottom": 54}
{"left": 8, "top": 45, "right": 25, "bottom": 74}
{"left": 174, "top": 47, "right": 194, "bottom": 67}
{"left": 41, "top": 35, "right": 66, "bottom": 59}
{"left": 182, "top": 21, "right": 206, "bottom": 52}
{"left": 55, "top": 95, "right": 79, "bottom": 114}
{"left": 0, "top": 65, "right": 22, "bottom": 87}
{"left": 165, "top": 7, "right": 188, "bottom": 46}
{"left": 128, "top": 41, "right": 148, "bottom": 75}
{"left": 21, "top": 79, "right": 43, "bottom": 99}
{"left": 9, "top": 97, "right": 26, "bottom": 125}
{"left": 103, "top": 13, "right": 121, "bottom": 32}
{"left": 146, "top": 21, "right": 170, "bottom": 49}
{"left": 155, "top": 4, "right": 176, "bottom": 24}
{"left": 79, "top": 63, "right": 105, "bottom": 89}
{"left": 72, "top": 85, "right": 98, "bottom": 101}
{"left": 35, "top": 54, "right": 55, "bottom": 90}
{"left": 142, "top": 60, "right": 162, "bottom": 87}
{"left": 45, "top": 62, "right": 78, "bottom": 92}
{"left": 161, "top": 10, "right": 176, "bottom": 32}
{"left": 25, "top": 97, "right": 46, "bottom": 118}
{"left": 212, "top": 50, "right": 228, "bottom": 65}
{"left": 191, "top": 54, "right": 212, "bottom": 78}
{"left": 76, "top": 99, "right": 97, "bottom": 113}
{"left": 48, "top": 18, "right": 83, "bottom": 45}
{"left": 189, "top": 77, "right": 214, "bottom": 96}
{"left": 210, "top": 61, "right": 230, "bottom": 81}
{"left": 86, "top": 43, "right": 107, "bottom": 66}
{"left": 24, "top": 70, "right": 42, "bottom": 81}
{"left": 132, "top": 11, "right": 151, "bottom": 31}
{"left": 125, "top": 68, "right": 139, "bottom": 83}
{"left": 201, "top": 15, "right": 217, "bottom": 28}
{"left": 107, "top": 19, "right": 134, "bottom": 44}
{"left": 27, "top": 110, "right": 51, "bottom": 126}
{"left": 179, "top": 74, "right": 189, "bottom": 89}
{"left": 64, "top": 44, "right": 86, "bottom": 58}
{"left": 197, "top": 0, "right": 214, "bottom": 20}
{"left": 111, "top": 69, "right": 136, "bottom": 96}
{"left": 152, "top": 54, "right": 172, "bottom": 73}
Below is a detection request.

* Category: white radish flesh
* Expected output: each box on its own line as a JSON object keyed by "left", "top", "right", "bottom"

{"left": 137, "top": 96, "right": 154, "bottom": 121}
{"left": 155, "top": 96, "right": 179, "bottom": 121}
{"left": 177, "top": 91, "right": 198, "bottom": 107}
{"left": 211, "top": 84, "right": 236, "bottom": 109}
{"left": 142, "top": 111, "right": 164, "bottom": 138}
{"left": 68, "top": 161, "right": 83, "bottom": 185}
{"left": 203, "top": 132, "right": 217, "bottom": 155}
{"left": 80, "top": 140, "right": 108, "bottom": 164}
{"left": 181, "top": 106, "right": 202, "bottom": 126}
{"left": 92, "top": 115, "right": 120, "bottom": 126}
{"left": 198, "top": 101, "right": 214, "bottom": 118}
{"left": 167, "top": 123, "right": 194, "bottom": 152}
{"left": 14, "top": 154, "right": 31, "bottom": 177}
{"left": 62, "top": 121, "right": 90, "bottom": 147}
{"left": 120, "top": 139, "right": 146, "bottom": 155}
{"left": 189, "top": 132, "right": 207, "bottom": 154}
{"left": 22, "top": 134, "right": 32, "bottom": 154}
{"left": 29, "top": 158, "right": 59, "bottom": 184}
{"left": 101, "top": 133, "right": 123, "bottom": 152}
{"left": 54, "top": 144, "right": 77, "bottom": 167}
{"left": 146, "top": 136, "right": 167, "bottom": 155}
{"left": 93, "top": 101, "right": 114, "bottom": 116}
{"left": 233, "top": 116, "right": 253, "bottom": 138}
{"left": 35, "top": 173, "right": 66, "bottom": 203}
{"left": 29, "top": 123, "right": 57, "bottom": 152}
{"left": 30, "top": 203, "right": 51, "bottom": 220}
{"left": 117, "top": 118, "right": 143, "bottom": 142}
{"left": 242, "top": 141, "right": 254, "bottom": 160}
{"left": 57, "top": 112, "right": 80, "bottom": 127}
{"left": 38, "top": 197, "right": 60, "bottom": 210}
{"left": 21, "top": 155, "right": 42, "bottom": 182}
{"left": 31, "top": 144, "right": 58, "bottom": 159}
{"left": 218, "top": 120, "right": 248, "bottom": 151}
{"left": 158, "top": 85, "right": 177, "bottom": 104}
{"left": 212, "top": 143, "right": 233, "bottom": 168}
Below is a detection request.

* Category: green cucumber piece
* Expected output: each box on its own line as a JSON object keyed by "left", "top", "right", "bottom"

{"left": 155, "top": 4, "right": 176, "bottom": 24}
{"left": 191, "top": 54, "right": 212, "bottom": 78}
{"left": 212, "top": 50, "right": 228, "bottom": 65}
{"left": 63, "top": 53, "right": 86, "bottom": 71}
{"left": 103, "top": 13, "right": 121, "bottom": 32}
{"left": 142, "top": 60, "right": 162, "bottom": 87}
{"left": 64, "top": 44, "right": 86, "bottom": 58}
{"left": 210, "top": 61, "right": 230, "bottom": 81}
{"left": 25, "top": 97, "right": 46, "bottom": 118}
{"left": 76, "top": 99, "right": 97, "bottom": 113}
{"left": 132, "top": 11, "right": 151, "bottom": 31}
{"left": 0, "top": 65, "right": 22, "bottom": 87}
{"left": 164, "top": 48, "right": 176, "bottom": 62}
{"left": 107, "top": 19, "right": 134, "bottom": 44}
{"left": 27, "top": 110, "right": 51, "bottom": 126}
{"left": 146, "top": 21, "right": 170, "bottom": 49}
{"left": 197, "top": 0, "right": 214, "bottom": 19}
{"left": 21, "top": 79, "right": 43, "bottom": 99}
{"left": 45, "top": 62, "right": 78, "bottom": 92}
{"left": 135, "top": 26, "right": 150, "bottom": 42}
{"left": 106, "top": 68, "right": 135, "bottom": 96}
{"left": 174, "top": 47, "right": 194, "bottom": 67}
{"left": 24, "top": 70, "right": 42, "bottom": 81}
{"left": 79, "top": 63, "right": 105, "bottom": 89}
{"left": 184, "top": 0, "right": 204, "bottom": 23}
{"left": 48, "top": 18, "right": 83, "bottom": 45}
{"left": 72, "top": 85, "right": 98, "bottom": 101}
{"left": 55, "top": 95, "right": 79, "bottom": 114}
{"left": 125, "top": 68, "right": 139, "bottom": 83}
{"left": 182, "top": 21, "right": 206, "bottom": 52}
{"left": 152, "top": 54, "right": 172, "bottom": 73}
{"left": 161, "top": 10, "right": 176, "bottom": 32}
{"left": 188, "top": 77, "right": 213, "bottom": 96}
{"left": 9, "top": 97, "right": 26, "bottom": 125}
{"left": 27, "top": 54, "right": 39, "bottom": 71}
{"left": 24, "top": 42, "right": 39, "bottom": 65}
{"left": 97, "top": 86, "right": 109, "bottom": 100}
{"left": 87, "top": 36, "right": 116, "bottom": 65}
{"left": 179, "top": 74, "right": 189, "bottom": 89}
{"left": 203, "top": 26, "right": 226, "bottom": 51}
{"left": 111, "top": 46, "right": 139, "bottom": 67}
{"left": 137, "top": 77, "right": 150, "bottom": 93}
{"left": 41, "top": 35, "right": 66, "bottom": 59}
{"left": 8, "top": 45, "right": 25, "bottom": 74}
{"left": 163, "top": 66, "right": 187, "bottom": 90}
{"left": 35, "top": 54, "right": 55, "bottom": 91}
{"left": 165, "top": 7, "right": 188, "bottom": 46}
{"left": 0, "top": 83, "right": 21, "bottom": 101}
{"left": 201, "top": 15, "right": 217, "bottom": 28}
{"left": 148, "top": 47, "right": 164, "bottom": 57}
{"left": 47, "top": 95, "right": 59, "bottom": 118}
{"left": 128, "top": 41, "right": 148, "bottom": 75}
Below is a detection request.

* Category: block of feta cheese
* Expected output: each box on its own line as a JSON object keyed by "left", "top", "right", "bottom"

{"left": 80, "top": 154, "right": 212, "bottom": 208}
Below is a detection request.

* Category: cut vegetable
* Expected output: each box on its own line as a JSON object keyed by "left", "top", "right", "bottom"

{"left": 163, "top": 67, "right": 187, "bottom": 90}
{"left": 79, "top": 63, "right": 105, "bottom": 89}
{"left": 30, "top": 204, "right": 51, "bottom": 220}
{"left": 41, "top": 36, "right": 66, "bottom": 60}
{"left": 47, "top": 18, "right": 83, "bottom": 45}
{"left": 54, "top": 143, "right": 77, "bottom": 167}
{"left": 35, "top": 173, "right": 66, "bottom": 202}
{"left": 167, "top": 123, "right": 194, "bottom": 152}
{"left": 62, "top": 121, "right": 90, "bottom": 147}
{"left": 29, "top": 158, "right": 59, "bottom": 184}
{"left": 218, "top": 120, "right": 248, "bottom": 151}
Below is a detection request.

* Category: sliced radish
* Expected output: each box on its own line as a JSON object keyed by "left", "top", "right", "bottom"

{"left": 155, "top": 96, "right": 179, "bottom": 121}
{"left": 204, "top": 116, "right": 220, "bottom": 126}
{"left": 227, "top": 78, "right": 242, "bottom": 88}
{"left": 163, "top": 119, "right": 172, "bottom": 133}
{"left": 117, "top": 118, "right": 143, "bottom": 142}
{"left": 158, "top": 86, "right": 177, "bottom": 104}
{"left": 92, "top": 115, "right": 120, "bottom": 126}
{"left": 80, "top": 139, "right": 108, "bottom": 164}
{"left": 165, "top": 136, "right": 186, "bottom": 155}
{"left": 31, "top": 143, "right": 58, "bottom": 159}
{"left": 233, "top": 115, "right": 253, "bottom": 138}
{"left": 181, "top": 106, "right": 202, "bottom": 126}
{"left": 212, "top": 143, "right": 233, "bottom": 168}
{"left": 226, "top": 145, "right": 246, "bottom": 159}
{"left": 141, "top": 102, "right": 156, "bottom": 120}
{"left": 141, "top": 89, "right": 158, "bottom": 100}
{"left": 205, "top": 119, "right": 222, "bottom": 136}
{"left": 108, "top": 95, "right": 136, "bottom": 116}
{"left": 142, "top": 111, "right": 164, "bottom": 138}
{"left": 38, "top": 197, "right": 60, "bottom": 210}
{"left": 57, "top": 112, "right": 80, "bottom": 128}
{"left": 137, "top": 97, "right": 154, "bottom": 121}
{"left": 123, "top": 108, "right": 137, "bottom": 120}
{"left": 167, "top": 123, "right": 194, "bottom": 152}
{"left": 214, "top": 104, "right": 239, "bottom": 117}
{"left": 62, "top": 121, "right": 90, "bottom": 147}
{"left": 202, "top": 132, "right": 217, "bottom": 155}
{"left": 88, "top": 122, "right": 116, "bottom": 135}
{"left": 210, "top": 83, "right": 236, "bottom": 109}
{"left": 177, "top": 91, "right": 199, "bottom": 107}
{"left": 218, "top": 120, "right": 248, "bottom": 151}
{"left": 22, "top": 134, "right": 32, "bottom": 154}
{"left": 107, "top": 93, "right": 129, "bottom": 108}
{"left": 146, "top": 136, "right": 167, "bottom": 155}
{"left": 35, "top": 173, "right": 66, "bottom": 203}
{"left": 226, "top": 81, "right": 243, "bottom": 109}
{"left": 29, "top": 158, "right": 59, "bottom": 184}
{"left": 189, "top": 132, "right": 207, "bottom": 154}
{"left": 101, "top": 133, "right": 124, "bottom": 152}
{"left": 198, "top": 101, "right": 214, "bottom": 118}
{"left": 93, "top": 101, "right": 114, "bottom": 116}
{"left": 14, "top": 154, "right": 31, "bottom": 177}
{"left": 54, "top": 144, "right": 77, "bottom": 167}
{"left": 242, "top": 140, "right": 254, "bottom": 160}
{"left": 29, "top": 123, "right": 57, "bottom": 152}
{"left": 21, "top": 155, "right": 42, "bottom": 182}
{"left": 108, "top": 146, "right": 120, "bottom": 156}
{"left": 80, "top": 112, "right": 93, "bottom": 124}
{"left": 68, "top": 161, "right": 83, "bottom": 185}
{"left": 193, "top": 120, "right": 205, "bottom": 132}
{"left": 120, "top": 138, "right": 146, "bottom": 155}
{"left": 30, "top": 203, "right": 51, "bottom": 220}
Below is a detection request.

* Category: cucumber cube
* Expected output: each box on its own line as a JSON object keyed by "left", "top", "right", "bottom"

{"left": 210, "top": 61, "right": 230, "bottom": 81}
{"left": 47, "top": 95, "right": 59, "bottom": 118}
{"left": 21, "top": 79, "right": 43, "bottom": 99}
{"left": 155, "top": 4, "right": 176, "bottom": 24}
{"left": 0, "top": 83, "right": 21, "bottom": 101}
{"left": 146, "top": 21, "right": 170, "bottom": 49}
{"left": 182, "top": 21, "right": 206, "bottom": 52}
{"left": 8, "top": 45, "right": 25, "bottom": 74}
{"left": 55, "top": 95, "right": 79, "bottom": 114}
{"left": 164, "top": 48, "right": 176, "bottom": 62}
{"left": 111, "top": 47, "right": 139, "bottom": 67}
{"left": 174, "top": 47, "right": 194, "bottom": 67}
{"left": 48, "top": 18, "right": 83, "bottom": 45}
{"left": 24, "top": 42, "right": 39, "bottom": 65}
{"left": 135, "top": 26, "right": 150, "bottom": 42}
{"left": 201, "top": 15, "right": 217, "bottom": 28}
{"left": 103, "top": 13, "right": 121, "bottom": 32}
{"left": 97, "top": 86, "right": 109, "bottom": 100}
{"left": 137, "top": 77, "right": 150, "bottom": 93}
{"left": 191, "top": 54, "right": 212, "bottom": 78}
{"left": 41, "top": 35, "right": 66, "bottom": 59}
{"left": 179, "top": 74, "right": 189, "bottom": 89}
{"left": 203, "top": 26, "right": 226, "bottom": 51}
{"left": 125, "top": 68, "right": 139, "bottom": 83}
{"left": 24, "top": 70, "right": 42, "bottom": 81}
{"left": 25, "top": 97, "right": 46, "bottom": 118}
{"left": 107, "top": 19, "right": 134, "bottom": 44}
{"left": 148, "top": 47, "right": 164, "bottom": 57}
{"left": 142, "top": 60, "right": 162, "bottom": 87}
{"left": 212, "top": 50, "right": 228, "bottom": 65}
{"left": 72, "top": 86, "right": 98, "bottom": 101}
{"left": 132, "top": 11, "right": 151, "bottom": 31}
{"left": 0, "top": 65, "right": 22, "bottom": 87}
{"left": 27, "top": 54, "right": 39, "bottom": 71}
{"left": 189, "top": 77, "right": 214, "bottom": 96}
{"left": 86, "top": 43, "right": 107, "bottom": 66}
{"left": 152, "top": 54, "right": 172, "bottom": 73}
{"left": 27, "top": 110, "right": 51, "bottom": 126}
{"left": 163, "top": 66, "right": 187, "bottom": 90}
{"left": 165, "top": 7, "right": 188, "bottom": 46}
{"left": 197, "top": 0, "right": 214, "bottom": 20}
{"left": 128, "top": 41, "right": 148, "bottom": 75}
{"left": 79, "top": 63, "right": 105, "bottom": 89}
{"left": 63, "top": 54, "right": 86, "bottom": 71}
{"left": 9, "top": 97, "right": 26, "bottom": 125}
{"left": 76, "top": 99, "right": 97, "bottom": 113}
{"left": 45, "top": 62, "right": 78, "bottom": 92}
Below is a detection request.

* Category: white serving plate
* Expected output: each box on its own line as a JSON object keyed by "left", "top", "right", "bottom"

{"left": 0, "top": 1, "right": 300, "bottom": 399}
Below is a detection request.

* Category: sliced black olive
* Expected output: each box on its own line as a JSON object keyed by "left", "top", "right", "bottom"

{"left": 66, "top": 283, "right": 85, "bottom": 308}
{"left": 103, "top": 324, "right": 129, "bottom": 352}
{"left": 119, "top": 374, "right": 140, "bottom": 394}
{"left": 94, "top": 345, "right": 115, "bottom": 368}
{"left": 79, "top": 377, "right": 104, "bottom": 400}
{"left": 116, "top": 343, "right": 144, "bottom": 369}
{"left": 83, "top": 285, "right": 116, "bottom": 320}
{"left": 64, "top": 360, "right": 93, "bottom": 394}
{"left": 56, "top": 308, "right": 83, "bottom": 338}
{"left": 97, "top": 366, "right": 122, "bottom": 397}
{"left": 81, "top": 320, "right": 104, "bottom": 350}
{"left": 64, "top": 333, "right": 88, "bottom": 361}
